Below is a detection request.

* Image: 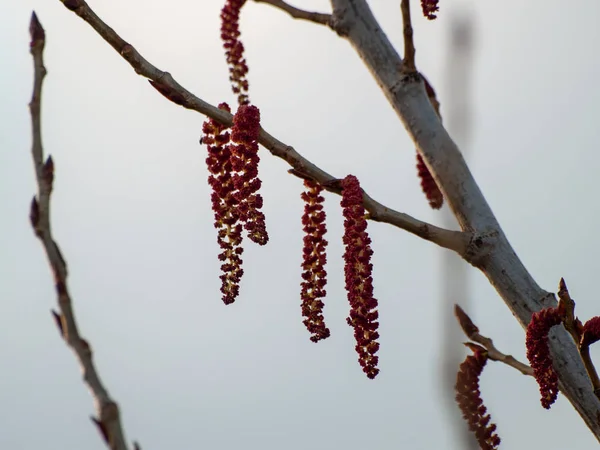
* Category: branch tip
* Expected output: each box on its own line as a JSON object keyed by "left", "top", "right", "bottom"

{"left": 254, "top": 0, "right": 331, "bottom": 26}
{"left": 454, "top": 304, "right": 479, "bottom": 337}
{"left": 400, "top": 0, "right": 416, "bottom": 72}
{"left": 29, "top": 11, "right": 45, "bottom": 48}
{"left": 28, "top": 14, "right": 131, "bottom": 449}
{"left": 91, "top": 416, "right": 109, "bottom": 444}
{"left": 51, "top": 310, "right": 64, "bottom": 337}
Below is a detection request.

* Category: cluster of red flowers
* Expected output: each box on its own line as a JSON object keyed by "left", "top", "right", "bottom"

{"left": 202, "top": 104, "right": 268, "bottom": 305}
{"left": 416, "top": 77, "right": 444, "bottom": 210}
{"left": 230, "top": 105, "right": 268, "bottom": 245}
{"left": 416, "top": 154, "right": 443, "bottom": 209}
{"left": 581, "top": 317, "right": 600, "bottom": 348}
{"left": 221, "top": 0, "right": 250, "bottom": 105}
{"left": 455, "top": 345, "right": 501, "bottom": 450}
{"left": 202, "top": 103, "right": 244, "bottom": 305}
{"left": 526, "top": 303, "right": 600, "bottom": 410}
{"left": 525, "top": 307, "right": 563, "bottom": 409}
{"left": 300, "top": 180, "right": 330, "bottom": 342}
{"left": 340, "top": 175, "right": 380, "bottom": 379}
{"left": 201, "top": 1, "right": 268, "bottom": 305}
{"left": 421, "top": 0, "right": 440, "bottom": 20}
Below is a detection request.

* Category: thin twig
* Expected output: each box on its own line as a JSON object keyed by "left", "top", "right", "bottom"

{"left": 253, "top": 0, "right": 332, "bottom": 26}
{"left": 28, "top": 11, "right": 132, "bottom": 450}
{"left": 400, "top": 0, "right": 416, "bottom": 73}
{"left": 558, "top": 279, "right": 600, "bottom": 399}
{"left": 557, "top": 278, "right": 581, "bottom": 343}
{"left": 56, "top": 0, "right": 470, "bottom": 256}
{"left": 454, "top": 305, "right": 533, "bottom": 376}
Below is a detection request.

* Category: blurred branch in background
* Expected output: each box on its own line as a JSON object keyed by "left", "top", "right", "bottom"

{"left": 438, "top": 5, "right": 477, "bottom": 449}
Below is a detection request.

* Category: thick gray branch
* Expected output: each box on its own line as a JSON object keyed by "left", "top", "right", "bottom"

{"left": 329, "top": 0, "right": 600, "bottom": 440}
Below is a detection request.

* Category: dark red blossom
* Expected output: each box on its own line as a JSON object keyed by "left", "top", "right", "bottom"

{"left": 300, "top": 180, "right": 330, "bottom": 342}
{"left": 421, "top": 0, "right": 440, "bottom": 20}
{"left": 415, "top": 77, "right": 444, "bottom": 210}
{"left": 455, "top": 345, "right": 501, "bottom": 450}
{"left": 202, "top": 102, "right": 244, "bottom": 305}
{"left": 341, "top": 175, "right": 380, "bottom": 379}
{"left": 221, "top": 0, "right": 250, "bottom": 105}
{"left": 230, "top": 104, "right": 268, "bottom": 245}
{"left": 526, "top": 307, "right": 563, "bottom": 409}
{"left": 416, "top": 154, "right": 443, "bottom": 209}
{"left": 581, "top": 316, "right": 600, "bottom": 348}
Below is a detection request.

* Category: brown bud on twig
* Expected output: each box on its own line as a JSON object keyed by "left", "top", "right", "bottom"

{"left": 51, "top": 310, "right": 64, "bottom": 337}
{"left": 43, "top": 155, "right": 54, "bottom": 191}
{"left": 91, "top": 417, "right": 109, "bottom": 444}
{"left": 29, "top": 12, "right": 45, "bottom": 49}
{"left": 454, "top": 304, "right": 479, "bottom": 338}
{"left": 63, "top": 0, "right": 83, "bottom": 11}
{"left": 30, "top": 196, "right": 41, "bottom": 236}
{"left": 148, "top": 80, "right": 186, "bottom": 106}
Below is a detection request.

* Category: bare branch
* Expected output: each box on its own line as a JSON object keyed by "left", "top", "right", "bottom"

{"left": 329, "top": 0, "right": 600, "bottom": 439}
{"left": 558, "top": 279, "right": 600, "bottom": 399}
{"left": 28, "top": 11, "right": 132, "bottom": 450}
{"left": 253, "top": 0, "right": 332, "bottom": 26}
{"left": 55, "top": 0, "right": 470, "bottom": 256}
{"left": 400, "top": 0, "right": 416, "bottom": 73}
{"left": 455, "top": 305, "right": 533, "bottom": 377}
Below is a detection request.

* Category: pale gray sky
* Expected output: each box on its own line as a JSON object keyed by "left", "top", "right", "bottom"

{"left": 2, "top": 1, "right": 600, "bottom": 449}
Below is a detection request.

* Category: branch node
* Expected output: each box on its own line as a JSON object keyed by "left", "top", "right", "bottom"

{"left": 464, "top": 230, "right": 497, "bottom": 267}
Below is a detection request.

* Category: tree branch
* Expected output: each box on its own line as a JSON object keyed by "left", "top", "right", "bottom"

{"left": 399, "top": 0, "right": 416, "bottom": 73}
{"left": 55, "top": 0, "right": 469, "bottom": 256}
{"left": 329, "top": 0, "right": 600, "bottom": 440}
{"left": 557, "top": 279, "right": 600, "bottom": 399}
{"left": 28, "top": 11, "right": 132, "bottom": 450}
{"left": 455, "top": 305, "right": 533, "bottom": 377}
{"left": 253, "top": 0, "right": 332, "bottom": 26}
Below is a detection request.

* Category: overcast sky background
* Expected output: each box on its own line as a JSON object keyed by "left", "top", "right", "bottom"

{"left": 2, "top": 0, "right": 600, "bottom": 449}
